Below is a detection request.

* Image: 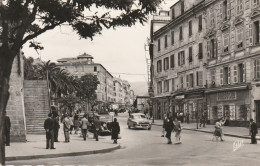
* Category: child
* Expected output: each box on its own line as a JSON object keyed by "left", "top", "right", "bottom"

{"left": 174, "top": 117, "right": 182, "bottom": 144}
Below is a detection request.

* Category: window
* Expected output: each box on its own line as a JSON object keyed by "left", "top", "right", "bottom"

{"left": 255, "top": 59, "right": 260, "bottom": 79}
{"left": 253, "top": 0, "right": 259, "bottom": 6}
{"left": 237, "top": 0, "right": 243, "bottom": 15}
{"left": 211, "top": 69, "right": 216, "bottom": 83}
{"left": 209, "top": 8, "right": 215, "bottom": 27}
{"left": 179, "top": 26, "right": 183, "bottom": 41}
{"left": 196, "top": 71, "right": 203, "bottom": 87}
{"left": 178, "top": 51, "right": 185, "bottom": 66}
{"left": 189, "top": 20, "right": 192, "bottom": 36}
{"left": 223, "top": 34, "right": 229, "bottom": 52}
{"left": 172, "top": 78, "right": 175, "bottom": 91}
{"left": 94, "top": 66, "right": 97, "bottom": 72}
{"left": 198, "top": 15, "right": 202, "bottom": 32}
{"left": 199, "top": 43, "right": 203, "bottom": 59}
{"left": 224, "top": 66, "right": 230, "bottom": 85}
{"left": 163, "top": 57, "right": 169, "bottom": 70}
{"left": 164, "top": 80, "right": 169, "bottom": 92}
{"left": 186, "top": 75, "right": 189, "bottom": 88}
{"left": 157, "top": 60, "right": 162, "bottom": 73}
{"left": 171, "top": 31, "right": 174, "bottom": 45}
{"left": 253, "top": 21, "right": 259, "bottom": 45}
{"left": 223, "top": 0, "right": 228, "bottom": 20}
{"left": 207, "top": 39, "right": 217, "bottom": 59}
{"left": 158, "top": 39, "right": 161, "bottom": 51}
{"left": 170, "top": 54, "right": 175, "bottom": 68}
{"left": 172, "top": 8, "right": 175, "bottom": 19}
{"left": 190, "top": 74, "right": 194, "bottom": 88}
{"left": 236, "top": 27, "right": 243, "bottom": 48}
{"left": 164, "top": 35, "right": 168, "bottom": 48}
{"left": 189, "top": 47, "right": 193, "bottom": 63}
{"left": 181, "top": 1, "right": 184, "bottom": 14}
{"left": 238, "top": 63, "right": 245, "bottom": 83}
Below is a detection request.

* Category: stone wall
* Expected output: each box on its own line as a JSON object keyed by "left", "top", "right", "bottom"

{"left": 6, "top": 54, "right": 26, "bottom": 142}
{"left": 24, "top": 80, "right": 50, "bottom": 134}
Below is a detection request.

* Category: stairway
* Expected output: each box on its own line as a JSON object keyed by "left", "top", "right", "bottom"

{"left": 24, "top": 80, "right": 50, "bottom": 134}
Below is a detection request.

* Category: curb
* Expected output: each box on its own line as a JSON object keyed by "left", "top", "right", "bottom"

{"left": 6, "top": 145, "right": 121, "bottom": 161}
{"left": 152, "top": 123, "right": 260, "bottom": 140}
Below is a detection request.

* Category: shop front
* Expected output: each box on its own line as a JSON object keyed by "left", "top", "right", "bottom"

{"left": 152, "top": 96, "right": 170, "bottom": 120}
{"left": 205, "top": 84, "right": 251, "bottom": 127}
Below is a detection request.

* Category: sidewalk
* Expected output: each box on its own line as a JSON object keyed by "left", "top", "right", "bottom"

{"left": 6, "top": 130, "right": 120, "bottom": 161}
{"left": 152, "top": 120, "right": 260, "bottom": 140}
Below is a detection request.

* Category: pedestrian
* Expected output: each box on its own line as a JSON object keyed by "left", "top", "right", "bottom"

{"left": 81, "top": 114, "right": 89, "bottom": 141}
{"left": 186, "top": 112, "right": 190, "bottom": 124}
{"left": 52, "top": 111, "right": 60, "bottom": 142}
{"left": 174, "top": 117, "right": 182, "bottom": 144}
{"left": 161, "top": 114, "right": 168, "bottom": 137}
{"left": 165, "top": 117, "right": 175, "bottom": 144}
{"left": 74, "top": 112, "right": 80, "bottom": 134}
{"left": 250, "top": 119, "right": 258, "bottom": 144}
{"left": 200, "top": 110, "right": 207, "bottom": 128}
{"left": 91, "top": 121, "right": 99, "bottom": 141}
{"left": 4, "top": 112, "right": 11, "bottom": 146}
{"left": 128, "top": 109, "right": 132, "bottom": 117}
{"left": 111, "top": 118, "right": 120, "bottom": 144}
{"left": 69, "top": 114, "right": 74, "bottom": 134}
{"left": 214, "top": 118, "right": 225, "bottom": 141}
{"left": 44, "top": 113, "right": 55, "bottom": 149}
{"left": 63, "top": 114, "right": 71, "bottom": 142}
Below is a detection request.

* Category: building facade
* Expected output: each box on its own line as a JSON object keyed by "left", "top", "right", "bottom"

{"left": 57, "top": 53, "right": 114, "bottom": 104}
{"left": 151, "top": 0, "right": 260, "bottom": 127}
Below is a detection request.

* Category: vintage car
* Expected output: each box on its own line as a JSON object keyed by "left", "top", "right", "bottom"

{"left": 127, "top": 113, "right": 152, "bottom": 130}
{"left": 80, "top": 112, "right": 112, "bottom": 136}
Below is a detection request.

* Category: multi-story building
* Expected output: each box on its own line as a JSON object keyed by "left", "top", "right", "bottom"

{"left": 57, "top": 53, "right": 114, "bottom": 104}
{"left": 151, "top": 0, "right": 260, "bottom": 127}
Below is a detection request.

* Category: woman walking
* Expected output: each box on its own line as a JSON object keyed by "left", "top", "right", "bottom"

{"left": 174, "top": 117, "right": 182, "bottom": 144}
{"left": 111, "top": 118, "right": 120, "bottom": 144}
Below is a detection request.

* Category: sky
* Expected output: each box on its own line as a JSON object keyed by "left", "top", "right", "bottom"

{"left": 22, "top": 0, "right": 177, "bottom": 83}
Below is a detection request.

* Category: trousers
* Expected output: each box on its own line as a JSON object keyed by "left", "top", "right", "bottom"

{"left": 46, "top": 130, "right": 54, "bottom": 149}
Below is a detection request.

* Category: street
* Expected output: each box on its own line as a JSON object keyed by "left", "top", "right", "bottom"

{"left": 8, "top": 113, "right": 260, "bottom": 166}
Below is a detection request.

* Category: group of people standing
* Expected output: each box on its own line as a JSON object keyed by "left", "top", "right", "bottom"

{"left": 162, "top": 114, "right": 182, "bottom": 144}
{"left": 44, "top": 112, "right": 59, "bottom": 149}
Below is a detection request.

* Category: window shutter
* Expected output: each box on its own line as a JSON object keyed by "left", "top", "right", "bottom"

{"left": 242, "top": 63, "right": 246, "bottom": 82}
{"left": 233, "top": 65, "right": 238, "bottom": 83}
{"left": 214, "top": 39, "right": 217, "bottom": 58}
{"left": 183, "top": 51, "right": 185, "bottom": 64}
{"left": 228, "top": 66, "right": 231, "bottom": 84}
{"left": 219, "top": 3, "right": 223, "bottom": 22}
{"left": 249, "top": 23, "right": 253, "bottom": 46}
{"left": 172, "top": 78, "right": 175, "bottom": 91}
{"left": 178, "top": 53, "right": 180, "bottom": 66}
{"left": 207, "top": 40, "right": 211, "bottom": 57}
{"left": 199, "top": 71, "right": 203, "bottom": 86}
{"left": 227, "top": 0, "right": 231, "bottom": 19}
{"left": 220, "top": 68, "right": 224, "bottom": 85}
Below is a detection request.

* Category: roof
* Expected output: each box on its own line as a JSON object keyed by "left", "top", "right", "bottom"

{"left": 77, "top": 53, "right": 93, "bottom": 59}
{"left": 57, "top": 58, "right": 76, "bottom": 62}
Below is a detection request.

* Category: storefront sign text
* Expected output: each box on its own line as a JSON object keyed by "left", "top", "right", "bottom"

{"left": 217, "top": 91, "right": 237, "bottom": 101}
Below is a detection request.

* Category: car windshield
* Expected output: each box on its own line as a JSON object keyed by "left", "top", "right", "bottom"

{"left": 133, "top": 115, "right": 146, "bottom": 119}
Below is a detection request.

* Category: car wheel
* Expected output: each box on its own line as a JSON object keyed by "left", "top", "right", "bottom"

{"left": 148, "top": 127, "right": 151, "bottom": 130}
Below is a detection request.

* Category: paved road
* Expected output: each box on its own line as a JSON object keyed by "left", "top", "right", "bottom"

{"left": 8, "top": 113, "right": 260, "bottom": 166}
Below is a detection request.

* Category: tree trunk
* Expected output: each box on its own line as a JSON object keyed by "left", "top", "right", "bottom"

{"left": 0, "top": 48, "right": 16, "bottom": 165}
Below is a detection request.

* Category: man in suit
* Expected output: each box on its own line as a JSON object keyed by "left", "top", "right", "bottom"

{"left": 250, "top": 119, "right": 258, "bottom": 144}
{"left": 44, "top": 113, "right": 55, "bottom": 149}
{"left": 63, "top": 114, "right": 71, "bottom": 142}
{"left": 4, "top": 112, "right": 11, "bottom": 146}
{"left": 81, "top": 114, "right": 89, "bottom": 141}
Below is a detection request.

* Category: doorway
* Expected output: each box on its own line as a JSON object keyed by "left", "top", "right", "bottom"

{"left": 255, "top": 100, "right": 260, "bottom": 127}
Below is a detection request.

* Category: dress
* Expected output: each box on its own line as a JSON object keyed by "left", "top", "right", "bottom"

{"left": 174, "top": 121, "right": 181, "bottom": 137}
{"left": 111, "top": 122, "right": 120, "bottom": 140}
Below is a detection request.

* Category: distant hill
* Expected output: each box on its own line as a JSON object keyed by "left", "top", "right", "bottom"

{"left": 130, "top": 82, "right": 149, "bottom": 96}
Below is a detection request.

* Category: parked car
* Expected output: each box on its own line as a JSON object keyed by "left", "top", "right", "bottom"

{"left": 127, "top": 113, "right": 151, "bottom": 130}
